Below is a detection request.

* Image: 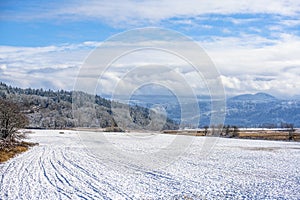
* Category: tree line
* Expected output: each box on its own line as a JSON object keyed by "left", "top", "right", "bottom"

{"left": 0, "top": 82, "right": 178, "bottom": 131}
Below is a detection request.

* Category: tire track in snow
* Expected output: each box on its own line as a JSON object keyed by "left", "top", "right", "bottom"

{"left": 50, "top": 147, "right": 110, "bottom": 199}
{"left": 60, "top": 146, "right": 133, "bottom": 199}
{"left": 38, "top": 146, "right": 73, "bottom": 199}
{"left": 0, "top": 145, "right": 41, "bottom": 199}
{"left": 76, "top": 145, "right": 184, "bottom": 197}
{"left": 17, "top": 146, "right": 45, "bottom": 199}
{"left": 39, "top": 145, "right": 108, "bottom": 200}
{"left": 1, "top": 133, "right": 186, "bottom": 199}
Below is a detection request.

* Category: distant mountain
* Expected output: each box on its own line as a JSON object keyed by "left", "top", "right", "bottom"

{"left": 0, "top": 82, "right": 178, "bottom": 130}
{"left": 229, "top": 92, "right": 277, "bottom": 102}
{"left": 129, "top": 93, "right": 300, "bottom": 128}
{"left": 226, "top": 95, "right": 299, "bottom": 127}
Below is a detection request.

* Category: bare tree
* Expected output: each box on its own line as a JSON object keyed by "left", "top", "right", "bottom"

{"left": 0, "top": 99, "right": 29, "bottom": 141}
{"left": 232, "top": 125, "right": 239, "bottom": 137}
{"left": 288, "top": 123, "right": 294, "bottom": 141}
{"left": 203, "top": 125, "right": 209, "bottom": 135}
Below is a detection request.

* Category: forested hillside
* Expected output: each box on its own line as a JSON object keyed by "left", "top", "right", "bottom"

{"left": 0, "top": 82, "right": 178, "bottom": 130}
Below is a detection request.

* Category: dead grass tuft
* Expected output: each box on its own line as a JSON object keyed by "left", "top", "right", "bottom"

{"left": 0, "top": 140, "right": 38, "bottom": 163}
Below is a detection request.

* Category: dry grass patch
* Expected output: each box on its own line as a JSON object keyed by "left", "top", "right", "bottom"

{"left": 162, "top": 130, "right": 206, "bottom": 136}
{"left": 293, "top": 133, "right": 300, "bottom": 141}
{"left": 238, "top": 131, "right": 291, "bottom": 140}
{"left": 0, "top": 141, "right": 38, "bottom": 163}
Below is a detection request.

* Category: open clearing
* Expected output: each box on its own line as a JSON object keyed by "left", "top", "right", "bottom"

{"left": 0, "top": 130, "right": 299, "bottom": 199}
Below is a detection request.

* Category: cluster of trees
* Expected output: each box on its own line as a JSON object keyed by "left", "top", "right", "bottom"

{"left": 0, "top": 82, "right": 178, "bottom": 131}
{"left": 221, "top": 125, "right": 239, "bottom": 137}
{"left": 202, "top": 124, "right": 239, "bottom": 137}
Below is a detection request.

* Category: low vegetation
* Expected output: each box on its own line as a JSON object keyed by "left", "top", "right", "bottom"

{"left": 0, "top": 99, "right": 38, "bottom": 163}
{"left": 0, "top": 140, "right": 38, "bottom": 163}
{"left": 238, "top": 131, "right": 300, "bottom": 141}
{"left": 163, "top": 124, "right": 299, "bottom": 141}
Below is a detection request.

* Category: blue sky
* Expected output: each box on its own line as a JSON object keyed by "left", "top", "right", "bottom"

{"left": 0, "top": 0, "right": 300, "bottom": 98}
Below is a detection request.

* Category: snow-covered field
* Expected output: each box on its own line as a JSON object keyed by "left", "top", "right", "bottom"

{"left": 0, "top": 130, "right": 299, "bottom": 199}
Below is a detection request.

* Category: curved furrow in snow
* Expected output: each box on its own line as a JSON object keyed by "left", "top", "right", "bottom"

{"left": 50, "top": 147, "right": 111, "bottom": 199}
{"left": 0, "top": 159, "right": 15, "bottom": 193}
{"left": 59, "top": 146, "right": 133, "bottom": 199}
{"left": 38, "top": 146, "right": 74, "bottom": 199}
{"left": 0, "top": 145, "right": 42, "bottom": 199}
{"left": 71, "top": 145, "right": 186, "bottom": 197}
{"left": 17, "top": 146, "right": 46, "bottom": 199}
{"left": 40, "top": 145, "right": 113, "bottom": 200}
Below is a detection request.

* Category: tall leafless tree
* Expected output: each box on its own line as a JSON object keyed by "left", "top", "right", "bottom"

{"left": 0, "top": 99, "right": 28, "bottom": 141}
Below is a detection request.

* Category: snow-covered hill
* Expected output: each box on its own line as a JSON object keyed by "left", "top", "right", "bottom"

{"left": 0, "top": 130, "right": 299, "bottom": 199}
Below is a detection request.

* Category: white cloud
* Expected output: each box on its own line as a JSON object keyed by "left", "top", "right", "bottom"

{"left": 0, "top": 64, "right": 7, "bottom": 70}
{"left": 3, "top": 0, "right": 300, "bottom": 27}
{"left": 1, "top": 32, "right": 299, "bottom": 98}
{"left": 0, "top": 43, "right": 98, "bottom": 90}
{"left": 201, "top": 34, "right": 300, "bottom": 97}
{"left": 53, "top": 0, "right": 300, "bottom": 25}
{"left": 279, "top": 19, "right": 300, "bottom": 27}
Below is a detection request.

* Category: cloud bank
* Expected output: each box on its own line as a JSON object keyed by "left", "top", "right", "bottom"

{"left": 1, "top": 33, "right": 299, "bottom": 98}
{"left": 0, "top": 0, "right": 299, "bottom": 98}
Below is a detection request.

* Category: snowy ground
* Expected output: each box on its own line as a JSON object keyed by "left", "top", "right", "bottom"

{"left": 0, "top": 130, "right": 299, "bottom": 199}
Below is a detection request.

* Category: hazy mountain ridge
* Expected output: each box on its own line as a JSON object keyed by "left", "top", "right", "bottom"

{"left": 129, "top": 93, "right": 300, "bottom": 127}
{"left": 226, "top": 96, "right": 300, "bottom": 127}
{"left": 229, "top": 92, "right": 278, "bottom": 102}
